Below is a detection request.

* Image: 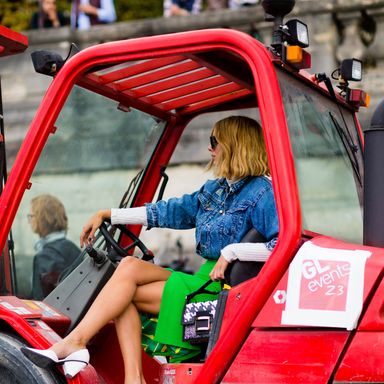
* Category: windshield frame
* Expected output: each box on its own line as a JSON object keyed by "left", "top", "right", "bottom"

{"left": 276, "top": 66, "right": 364, "bottom": 243}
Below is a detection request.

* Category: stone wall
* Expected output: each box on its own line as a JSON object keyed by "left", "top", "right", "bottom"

{"left": 2, "top": 0, "right": 384, "bottom": 162}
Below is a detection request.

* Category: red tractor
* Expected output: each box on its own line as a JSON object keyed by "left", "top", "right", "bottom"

{"left": 0, "top": 0, "right": 383, "bottom": 382}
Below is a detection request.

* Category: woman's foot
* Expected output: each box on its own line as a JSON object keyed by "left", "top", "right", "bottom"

{"left": 20, "top": 346, "right": 90, "bottom": 378}
{"left": 49, "top": 338, "right": 85, "bottom": 360}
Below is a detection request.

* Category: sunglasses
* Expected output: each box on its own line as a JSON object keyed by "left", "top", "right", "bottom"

{"left": 210, "top": 136, "right": 218, "bottom": 150}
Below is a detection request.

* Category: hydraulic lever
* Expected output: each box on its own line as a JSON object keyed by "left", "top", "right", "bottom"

{"left": 85, "top": 245, "right": 108, "bottom": 266}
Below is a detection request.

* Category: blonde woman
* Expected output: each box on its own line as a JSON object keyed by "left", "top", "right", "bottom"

{"left": 28, "top": 194, "right": 80, "bottom": 300}
{"left": 22, "top": 116, "right": 278, "bottom": 384}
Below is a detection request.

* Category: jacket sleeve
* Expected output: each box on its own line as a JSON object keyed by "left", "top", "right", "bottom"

{"left": 32, "top": 251, "right": 55, "bottom": 300}
{"left": 251, "top": 186, "right": 279, "bottom": 251}
{"left": 146, "top": 190, "right": 200, "bottom": 230}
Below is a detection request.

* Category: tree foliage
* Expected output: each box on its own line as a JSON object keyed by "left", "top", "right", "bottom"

{"left": 115, "top": 0, "right": 163, "bottom": 21}
{"left": 0, "top": 0, "right": 163, "bottom": 32}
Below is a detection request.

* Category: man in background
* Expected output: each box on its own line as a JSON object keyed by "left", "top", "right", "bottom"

{"left": 30, "top": 0, "right": 69, "bottom": 29}
{"left": 71, "top": 0, "right": 116, "bottom": 30}
{"left": 164, "top": 0, "right": 202, "bottom": 17}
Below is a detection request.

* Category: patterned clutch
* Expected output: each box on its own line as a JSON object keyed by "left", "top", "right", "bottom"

{"left": 181, "top": 280, "right": 219, "bottom": 344}
{"left": 182, "top": 300, "right": 218, "bottom": 343}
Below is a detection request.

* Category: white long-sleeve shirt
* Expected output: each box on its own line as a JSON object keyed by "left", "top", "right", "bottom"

{"left": 111, "top": 207, "right": 271, "bottom": 262}
{"left": 111, "top": 206, "right": 148, "bottom": 226}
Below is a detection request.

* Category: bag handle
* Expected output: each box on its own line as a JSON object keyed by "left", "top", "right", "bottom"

{"left": 185, "top": 280, "right": 221, "bottom": 304}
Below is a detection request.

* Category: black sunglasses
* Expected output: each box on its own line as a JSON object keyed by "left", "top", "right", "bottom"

{"left": 210, "top": 136, "right": 218, "bottom": 149}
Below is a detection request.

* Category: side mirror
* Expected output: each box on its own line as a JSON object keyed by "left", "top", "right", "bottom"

{"left": 31, "top": 50, "right": 65, "bottom": 76}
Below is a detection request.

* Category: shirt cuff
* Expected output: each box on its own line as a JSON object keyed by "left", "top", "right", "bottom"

{"left": 111, "top": 207, "right": 148, "bottom": 226}
{"left": 221, "top": 242, "right": 272, "bottom": 262}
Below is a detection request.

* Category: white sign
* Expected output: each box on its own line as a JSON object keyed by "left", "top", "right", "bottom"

{"left": 282, "top": 241, "right": 370, "bottom": 330}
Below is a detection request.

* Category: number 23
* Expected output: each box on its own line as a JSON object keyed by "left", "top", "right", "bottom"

{"left": 325, "top": 285, "right": 344, "bottom": 296}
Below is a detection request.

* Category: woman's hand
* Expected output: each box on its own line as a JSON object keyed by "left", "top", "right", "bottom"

{"left": 170, "top": 4, "right": 190, "bottom": 16}
{"left": 209, "top": 255, "right": 229, "bottom": 281}
{"left": 80, "top": 209, "right": 111, "bottom": 247}
{"left": 78, "top": 3, "right": 98, "bottom": 16}
{"left": 47, "top": 9, "right": 60, "bottom": 26}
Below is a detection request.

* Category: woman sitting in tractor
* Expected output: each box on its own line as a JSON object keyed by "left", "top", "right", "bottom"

{"left": 22, "top": 116, "right": 279, "bottom": 384}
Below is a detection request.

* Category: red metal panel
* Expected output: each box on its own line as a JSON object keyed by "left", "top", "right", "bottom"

{"left": 130, "top": 77, "right": 238, "bottom": 108}
{"left": 186, "top": 52, "right": 255, "bottom": 91}
{"left": 79, "top": 74, "right": 172, "bottom": 121}
{"left": 252, "top": 236, "right": 384, "bottom": 328}
{"left": 358, "top": 269, "right": 384, "bottom": 330}
{"left": 116, "top": 60, "right": 201, "bottom": 91}
{"left": 180, "top": 88, "right": 252, "bottom": 114}
{"left": 159, "top": 82, "right": 244, "bottom": 111}
{"left": 0, "top": 26, "right": 28, "bottom": 57}
{"left": 0, "top": 297, "right": 99, "bottom": 382}
{"left": 86, "top": 49, "right": 254, "bottom": 115}
{"left": 132, "top": 68, "right": 217, "bottom": 97}
{"left": 140, "top": 75, "right": 230, "bottom": 103}
{"left": 0, "top": 296, "right": 73, "bottom": 341}
{"left": 223, "top": 329, "right": 349, "bottom": 383}
{"left": 97, "top": 55, "right": 186, "bottom": 85}
{"left": 335, "top": 331, "right": 384, "bottom": 382}
{"left": 161, "top": 363, "right": 203, "bottom": 384}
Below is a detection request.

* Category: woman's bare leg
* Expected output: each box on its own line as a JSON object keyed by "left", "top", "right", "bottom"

{"left": 115, "top": 303, "right": 146, "bottom": 384}
{"left": 115, "top": 280, "right": 167, "bottom": 384}
{"left": 49, "top": 258, "right": 171, "bottom": 358}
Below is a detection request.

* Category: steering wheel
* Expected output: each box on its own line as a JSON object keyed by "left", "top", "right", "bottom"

{"left": 99, "top": 221, "right": 154, "bottom": 261}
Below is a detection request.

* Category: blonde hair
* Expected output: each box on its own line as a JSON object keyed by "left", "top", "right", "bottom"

{"left": 30, "top": 194, "right": 68, "bottom": 237}
{"left": 207, "top": 116, "right": 269, "bottom": 179}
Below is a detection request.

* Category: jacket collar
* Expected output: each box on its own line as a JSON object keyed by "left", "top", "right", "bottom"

{"left": 34, "top": 231, "right": 66, "bottom": 252}
{"left": 218, "top": 177, "right": 251, "bottom": 193}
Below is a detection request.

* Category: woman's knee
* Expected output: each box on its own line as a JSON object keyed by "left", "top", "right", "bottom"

{"left": 115, "top": 257, "right": 142, "bottom": 280}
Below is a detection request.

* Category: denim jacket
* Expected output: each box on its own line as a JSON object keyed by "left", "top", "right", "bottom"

{"left": 146, "top": 176, "right": 278, "bottom": 260}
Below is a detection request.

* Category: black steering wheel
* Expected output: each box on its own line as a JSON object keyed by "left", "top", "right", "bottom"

{"left": 99, "top": 221, "right": 154, "bottom": 261}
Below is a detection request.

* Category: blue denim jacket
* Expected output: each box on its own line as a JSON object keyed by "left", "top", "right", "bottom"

{"left": 146, "top": 176, "right": 279, "bottom": 260}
